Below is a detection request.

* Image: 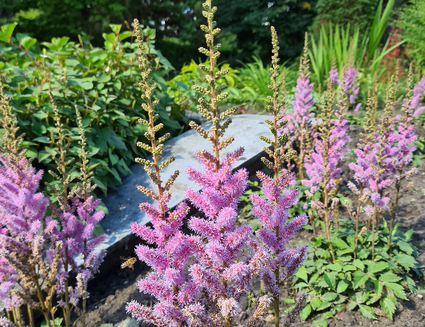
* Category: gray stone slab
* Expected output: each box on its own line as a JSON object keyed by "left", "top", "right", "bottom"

{"left": 82, "top": 114, "right": 272, "bottom": 262}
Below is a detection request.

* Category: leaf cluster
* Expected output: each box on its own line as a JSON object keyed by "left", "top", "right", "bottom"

{"left": 295, "top": 220, "right": 424, "bottom": 326}
{"left": 0, "top": 23, "right": 184, "bottom": 212}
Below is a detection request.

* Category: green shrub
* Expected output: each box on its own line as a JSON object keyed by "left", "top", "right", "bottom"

{"left": 396, "top": 0, "right": 425, "bottom": 69}
{"left": 0, "top": 22, "right": 185, "bottom": 211}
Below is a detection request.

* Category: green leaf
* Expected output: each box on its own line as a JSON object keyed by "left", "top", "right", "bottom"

{"left": 343, "top": 265, "right": 357, "bottom": 271}
{"left": 385, "top": 283, "right": 408, "bottom": 300}
{"left": 369, "top": 262, "right": 388, "bottom": 273}
{"left": 95, "top": 201, "right": 109, "bottom": 215}
{"left": 296, "top": 266, "right": 308, "bottom": 282}
{"left": 93, "top": 222, "right": 104, "bottom": 238}
{"left": 118, "top": 31, "right": 133, "bottom": 41}
{"left": 109, "top": 24, "right": 122, "bottom": 34}
{"left": 329, "top": 238, "right": 350, "bottom": 249}
{"left": 33, "top": 110, "right": 48, "bottom": 120}
{"left": 326, "top": 263, "right": 342, "bottom": 271}
{"left": 33, "top": 136, "right": 50, "bottom": 143}
{"left": 65, "top": 58, "right": 80, "bottom": 67}
{"left": 353, "top": 259, "right": 365, "bottom": 270}
{"left": 321, "top": 292, "right": 337, "bottom": 302}
{"left": 107, "top": 130, "right": 127, "bottom": 150}
{"left": 317, "top": 301, "right": 331, "bottom": 311}
{"left": 404, "top": 229, "right": 413, "bottom": 241}
{"left": 312, "top": 319, "right": 328, "bottom": 327}
{"left": 0, "top": 23, "right": 18, "bottom": 42}
{"left": 380, "top": 295, "right": 396, "bottom": 320}
{"left": 353, "top": 271, "right": 369, "bottom": 289}
{"left": 394, "top": 253, "right": 416, "bottom": 270}
{"left": 354, "top": 291, "right": 369, "bottom": 303}
{"left": 348, "top": 301, "right": 357, "bottom": 310}
{"left": 337, "top": 280, "right": 349, "bottom": 293}
{"left": 98, "top": 73, "right": 111, "bottom": 83}
{"left": 300, "top": 304, "right": 311, "bottom": 321}
{"left": 80, "top": 81, "right": 94, "bottom": 90}
{"left": 324, "top": 272, "right": 337, "bottom": 290}
{"left": 379, "top": 273, "right": 401, "bottom": 283}
{"left": 359, "top": 304, "right": 376, "bottom": 319}
{"left": 311, "top": 297, "right": 322, "bottom": 310}
{"left": 20, "top": 36, "right": 37, "bottom": 49}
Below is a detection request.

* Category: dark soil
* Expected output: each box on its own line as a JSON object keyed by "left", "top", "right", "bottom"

{"left": 79, "top": 123, "right": 425, "bottom": 327}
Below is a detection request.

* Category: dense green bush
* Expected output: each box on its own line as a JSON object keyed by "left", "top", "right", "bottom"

{"left": 310, "top": 0, "right": 377, "bottom": 38}
{"left": 0, "top": 22, "right": 185, "bottom": 211}
{"left": 396, "top": 0, "right": 425, "bottom": 69}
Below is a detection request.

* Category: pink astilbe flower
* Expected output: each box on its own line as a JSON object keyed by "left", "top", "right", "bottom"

{"left": 409, "top": 76, "right": 425, "bottom": 117}
{"left": 303, "top": 112, "right": 350, "bottom": 193}
{"left": 277, "top": 36, "right": 315, "bottom": 179}
{"left": 251, "top": 169, "right": 308, "bottom": 291}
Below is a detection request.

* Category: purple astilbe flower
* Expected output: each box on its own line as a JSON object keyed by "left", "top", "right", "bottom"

{"left": 344, "top": 66, "right": 360, "bottom": 105}
{"left": 386, "top": 72, "right": 423, "bottom": 246}
{"left": 186, "top": 147, "right": 253, "bottom": 324}
{"left": 278, "top": 36, "right": 315, "bottom": 179}
{"left": 409, "top": 76, "right": 425, "bottom": 117}
{"left": 251, "top": 170, "right": 308, "bottom": 284}
{"left": 328, "top": 65, "right": 362, "bottom": 110}
{"left": 328, "top": 66, "right": 339, "bottom": 85}
{"left": 0, "top": 152, "right": 63, "bottom": 322}
{"left": 303, "top": 112, "right": 350, "bottom": 194}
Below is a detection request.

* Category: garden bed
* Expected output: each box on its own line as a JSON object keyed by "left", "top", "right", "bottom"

{"left": 76, "top": 123, "right": 425, "bottom": 327}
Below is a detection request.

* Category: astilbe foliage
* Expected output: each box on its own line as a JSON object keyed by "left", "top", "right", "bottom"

{"left": 0, "top": 83, "right": 106, "bottom": 327}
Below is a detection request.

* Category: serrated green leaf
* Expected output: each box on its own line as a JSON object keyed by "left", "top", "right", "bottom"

{"left": 369, "top": 261, "right": 388, "bottom": 273}
{"left": 359, "top": 304, "right": 376, "bottom": 319}
{"left": 300, "top": 304, "right": 311, "bottom": 321}
{"left": 397, "top": 240, "right": 414, "bottom": 255}
{"left": 379, "top": 273, "right": 401, "bottom": 283}
{"left": 380, "top": 296, "right": 396, "bottom": 320}
{"left": 385, "top": 282, "right": 408, "bottom": 300}
{"left": 394, "top": 253, "right": 416, "bottom": 270}
{"left": 354, "top": 291, "right": 369, "bottom": 303}
{"left": 353, "top": 271, "right": 369, "bottom": 289}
